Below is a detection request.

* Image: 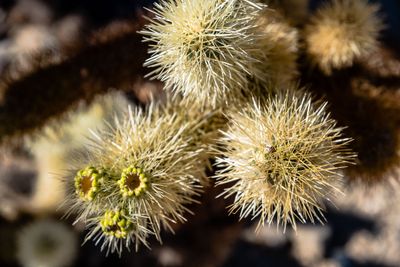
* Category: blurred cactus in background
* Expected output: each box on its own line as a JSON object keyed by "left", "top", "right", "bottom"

{"left": 305, "top": 0, "right": 383, "bottom": 74}
{"left": 16, "top": 218, "right": 78, "bottom": 267}
{"left": 0, "top": 0, "right": 400, "bottom": 267}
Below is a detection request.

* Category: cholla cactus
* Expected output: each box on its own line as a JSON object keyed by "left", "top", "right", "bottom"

{"left": 305, "top": 0, "right": 383, "bottom": 74}
{"left": 65, "top": 97, "right": 221, "bottom": 254}
{"left": 2, "top": 0, "right": 398, "bottom": 262}
{"left": 215, "top": 90, "right": 355, "bottom": 230}
{"left": 141, "top": 0, "right": 266, "bottom": 106}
